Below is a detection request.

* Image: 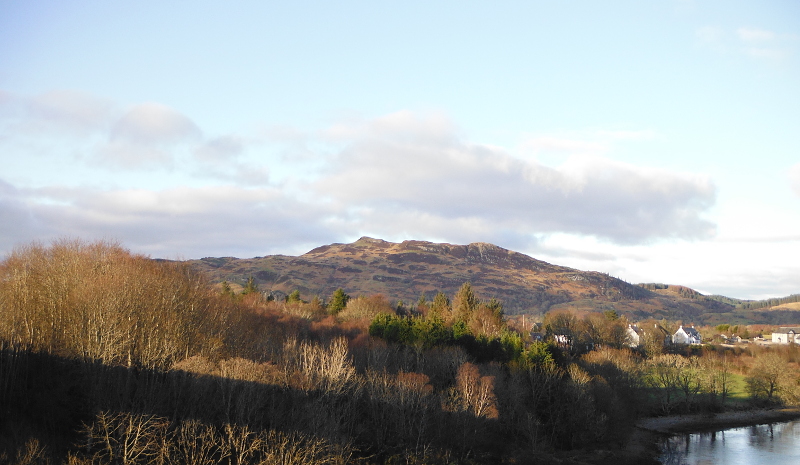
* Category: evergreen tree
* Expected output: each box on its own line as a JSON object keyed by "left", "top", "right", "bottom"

{"left": 430, "top": 292, "right": 451, "bottom": 316}
{"left": 286, "top": 290, "right": 301, "bottom": 303}
{"left": 220, "top": 280, "right": 234, "bottom": 297}
{"left": 242, "top": 276, "right": 259, "bottom": 295}
{"left": 453, "top": 282, "right": 478, "bottom": 322}
{"left": 328, "top": 288, "right": 350, "bottom": 315}
{"left": 486, "top": 298, "right": 504, "bottom": 318}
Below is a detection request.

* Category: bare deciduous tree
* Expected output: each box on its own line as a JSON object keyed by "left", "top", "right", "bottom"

{"left": 81, "top": 411, "right": 169, "bottom": 465}
{"left": 747, "top": 352, "right": 785, "bottom": 401}
{"left": 453, "top": 362, "right": 499, "bottom": 419}
{"left": 170, "top": 419, "right": 228, "bottom": 465}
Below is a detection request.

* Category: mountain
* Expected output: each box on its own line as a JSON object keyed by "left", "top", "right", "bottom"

{"left": 187, "top": 236, "right": 795, "bottom": 324}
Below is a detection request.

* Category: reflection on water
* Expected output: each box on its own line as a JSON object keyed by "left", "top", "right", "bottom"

{"left": 659, "top": 421, "right": 800, "bottom": 464}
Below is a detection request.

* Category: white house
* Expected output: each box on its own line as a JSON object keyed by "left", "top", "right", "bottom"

{"left": 771, "top": 327, "right": 800, "bottom": 344}
{"left": 553, "top": 334, "right": 571, "bottom": 348}
{"left": 626, "top": 323, "right": 672, "bottom": 349}
{"left": 673, "top": 325, "right": 702, "bottom": 345}
{"left": 626, "top": 325, "right": 643, "bottom": 348}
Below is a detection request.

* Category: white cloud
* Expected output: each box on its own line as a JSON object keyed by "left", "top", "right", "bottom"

{"left": 94, "top": 103, "right": 246, "bottom": 173}
{"left": 194, "top": 136, "right": 244, "bottom": 163}
{"left": 191, "top": 136, "right": 272, "bottom": 186}
{"left": 94, "top": 141, "right": 175, "bottom": 170}
{"left": 1, "top": 180, "right": 332, "bottom": 258}
{"left": 1, "top": 92, "right": 200, "bottom": 145}
{"left": 0, "top": 90, "right": 276, "bottom": 186}
{"left": 0, "top": 100, "right": 718, "bottom": 265}
{"left": 111, "top": 102, "right": 201, "bottom": 145}
{"left": 735, "top": 27, "right": 792, "bottom": 62}
{"left": 737, "top": 27, "right": 777, "bottom": 43}
{"left": 312, "top": 113, "right": 716, "bottom": 245}
{"left": 0, "top": 89, "right": 113, "bottom": 140}
{"left": 324, "top": 110, "right": 457, "bottom": 144}
{"left": 28, "top": 90, "right": 114, "bottom": 133}
{"left": 533, "top": 234, "right": 800, "bottom": 300}
{"left": 0, "top": 109, "right": 718, "bottom": 260}
{"left": 696, "top": 25, "right": 792, "bottom": 62}
{"left": 743, "top": 47, "right": 786, "bottom": 60}
{"left": 0, "top": 180, "right": 45, "bottom": 252}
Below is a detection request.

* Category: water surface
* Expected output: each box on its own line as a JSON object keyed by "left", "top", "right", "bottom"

{"left": 659, "top": 420, "right": 800, "bottom": 464}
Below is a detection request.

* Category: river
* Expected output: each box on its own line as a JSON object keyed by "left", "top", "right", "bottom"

{"left": 658, "top": 420, "right": 800, "bottom": 464}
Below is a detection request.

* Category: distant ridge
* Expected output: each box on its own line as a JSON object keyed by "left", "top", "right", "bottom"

{"left": 188, "top": 237, "right": 799, "bottom": 325}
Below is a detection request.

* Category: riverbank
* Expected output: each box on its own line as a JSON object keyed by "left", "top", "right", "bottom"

{"left": 602, "top": 407, "right": 800, "bottom": 465}
{"left": 500, "top": 408, "right": 800, "bottom": 465}
{"left": 579, "top": 407, "right": 800, "bottom": 465}
{"left": 635, "top": 407, "right": 800, "bottom": 434}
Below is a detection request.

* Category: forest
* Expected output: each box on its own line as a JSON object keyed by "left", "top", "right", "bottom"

{"left": 1, "top": 240, "right": 800, "bottom": 464}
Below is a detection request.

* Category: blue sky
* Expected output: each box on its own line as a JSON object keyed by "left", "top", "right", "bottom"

{"left": 1, "top": 0, "right": 799, "bottom": 300}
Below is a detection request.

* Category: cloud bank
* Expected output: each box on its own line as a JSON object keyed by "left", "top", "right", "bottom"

{"left": 0, "top": 182, "right": 332, "bottom": 258}
{"left": 0, "top": 92, "right": 717, "bottom": 258}
{"left": 313, "top": 112, "right": 716, "bottom": 246}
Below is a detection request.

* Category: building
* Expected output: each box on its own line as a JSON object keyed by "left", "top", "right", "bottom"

{"left": 625, "top": 323, "right": 672, "bottom": 349}
{"left": 553, "top": 334, "right": 571, "bottom": 349}
{"left": 673, "top": 325, "right": 702, "bottom": 345}
{"left": 626, "top": 324, "right": 643, "bottom": 348}
{"left": 771, "top": 327, "right": 800, "bottom": 344}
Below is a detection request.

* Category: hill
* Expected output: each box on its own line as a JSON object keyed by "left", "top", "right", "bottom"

{"left": 187, "top": 236, "right": 792, "bottom": 324}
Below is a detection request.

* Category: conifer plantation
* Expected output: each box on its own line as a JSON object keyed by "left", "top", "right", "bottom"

{"left": 1, "top": 240, "right": 799, "bottom": 464}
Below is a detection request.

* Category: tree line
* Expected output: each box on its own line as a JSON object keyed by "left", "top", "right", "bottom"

{"left": 737, "top": 294, "right": 800, "bottom": 310}
{"left": 641, "top": 283, "right": 800, "bottom": 312}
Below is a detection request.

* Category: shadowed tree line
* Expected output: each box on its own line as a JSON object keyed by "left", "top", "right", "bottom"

{"left": 2, "top": 240, "right": 800, "bottom": 464}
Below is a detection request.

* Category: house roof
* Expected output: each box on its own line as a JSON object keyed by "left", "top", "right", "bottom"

{"left": 777, "top": 327, "right": 800, "bottom": 333}
{"left": 678, "top": 326, "right": 701, "bottom": 338}
{"left": 627, "top": 324, "right": 643, "bottom": 335}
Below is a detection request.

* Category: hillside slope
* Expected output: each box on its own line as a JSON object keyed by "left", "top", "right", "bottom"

{"left": 188, "top": 237, "right": 751, "bottom": 323}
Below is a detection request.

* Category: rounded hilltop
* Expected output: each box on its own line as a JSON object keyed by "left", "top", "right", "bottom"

{"left": 189, "top": 237, "right": 689, "bottom": 316}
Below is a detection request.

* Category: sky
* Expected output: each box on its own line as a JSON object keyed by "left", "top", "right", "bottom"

{"left": 1, "top": 0, "right": 799, "bottom": 300}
